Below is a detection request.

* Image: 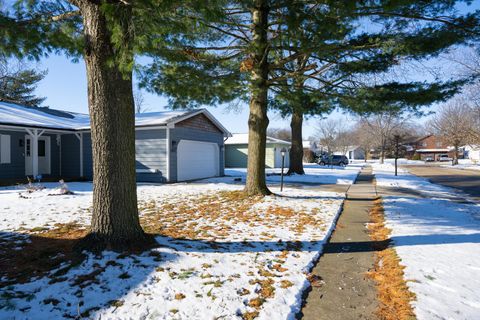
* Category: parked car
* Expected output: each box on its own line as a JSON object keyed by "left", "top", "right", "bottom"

{"left": 438, "top": 154, "right": 453, "bottom": 162}
{"left": 318, "top": 155, "right": 349, "bottom": 166}
{"left": 424, "top": 156, "right": 434, "bottom": 162}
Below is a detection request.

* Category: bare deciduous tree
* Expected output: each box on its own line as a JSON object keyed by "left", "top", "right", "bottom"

{"left": 359, "top": 111, "right": 409, "bottom": 164}
{"left": 315, "top": 118, "right": 352, "bottom": 155}
{"left": 267, "top": 127, "right": 291, "bottom": 142}
{"left": 351, "top": 121, "right": 376, "bottom": 162}
{"left": 428, "top": 100, "right": 473, "bottom": 165}
{"left": 133, "top": 89, "right": 149, "bottom": 114}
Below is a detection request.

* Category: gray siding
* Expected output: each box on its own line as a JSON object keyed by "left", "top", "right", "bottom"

{"left": 135, "top": 129, "right": 167, "bottom": 182}
{"left": 0, "top": 130, "right": 25, "bottom": 179}
{"left": 170, "top": 127, "right": 225, "bottom": 182}
{"left": 60, "top": 129, "right": 168, "bottom": 182}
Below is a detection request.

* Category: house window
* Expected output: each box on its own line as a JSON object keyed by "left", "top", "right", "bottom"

{"left": 0, "top": 134, "right": 11, "bottom": 164}
{"left": 38, "top": 140, "right": 46, "bottom": 157}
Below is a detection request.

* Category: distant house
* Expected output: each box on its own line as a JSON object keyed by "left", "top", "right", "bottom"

{"left": 225, "top": 133, "right": 290, "bottom": 168}
{"left": 0, "top": 102, "right": 230, "bottom": 182}
{"left": 409, "top": 135, "right": 459, "bottom": 161}
{"left": 334, "top": 146, "right": 365, "bottom": 160}
{"left": 464, "top": 145, "right": 480, "bottom": 162}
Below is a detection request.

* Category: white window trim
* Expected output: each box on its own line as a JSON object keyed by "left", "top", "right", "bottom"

{"left": 0, "top": 134, "right": 11, "bottom": 164}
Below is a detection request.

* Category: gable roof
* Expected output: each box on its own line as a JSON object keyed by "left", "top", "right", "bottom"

{"left": 0, "top": 102, "right": 230, "bottom": 136}
{"left": 226, "top": 133, "right": 290, "bottom": 145}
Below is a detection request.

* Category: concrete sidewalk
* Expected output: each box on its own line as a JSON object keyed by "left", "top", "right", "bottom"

{"left": 300, "top": 167, "right": 378, "bottom": 320}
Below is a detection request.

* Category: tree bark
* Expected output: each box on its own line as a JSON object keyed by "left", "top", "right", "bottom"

{"left": 453, "top": 144, "right": 459, "bottom": 165}
{"left": 287, "top": 108, "right": 305, "bottom": 175}
{"left": 76, "top": 1, "right": 152, "bottom": 251}
{"left": 245, "top": 0, "right": 271, "bottom": 196}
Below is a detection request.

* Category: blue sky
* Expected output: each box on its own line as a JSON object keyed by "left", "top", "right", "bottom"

{"left": 32, "top": 1, "right": 479, "bottom": 139}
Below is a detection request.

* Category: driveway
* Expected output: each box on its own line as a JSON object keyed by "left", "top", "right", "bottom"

{"left": 403, "top": 165, "right": 480, "bottom": 200}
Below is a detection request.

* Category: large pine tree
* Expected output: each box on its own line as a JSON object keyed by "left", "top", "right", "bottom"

{"left": 0, "top": 0, "right": 218, "bottom": 250}
{"left": 141, "top": 1, "right": 479, "bottom": 189}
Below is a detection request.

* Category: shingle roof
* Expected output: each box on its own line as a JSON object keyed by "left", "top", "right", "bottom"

{"left": 0, "top": 102, "right": 229, "bottom": 136}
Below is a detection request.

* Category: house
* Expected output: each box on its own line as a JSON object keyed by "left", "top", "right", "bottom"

{"left": 0, "top": 101, "right": 230, "bottom": 183}
{"left": 464, "top": 145, "right": 480, "bottom": 163}
{"left": 409, "top": 135, "right": 458, "bottom": 161}
{"left": 334, "top": 146, "right": 365, "bottom": 160}
{"left": 225, "top": 133, "right": 290, "bottom": 168}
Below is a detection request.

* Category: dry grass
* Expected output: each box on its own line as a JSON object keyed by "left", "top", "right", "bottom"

{"left": 367, "top": 198, "right": 416, "bottom": 320}
{"left": 139, "top": 190, "right": 325, "bottom": 241}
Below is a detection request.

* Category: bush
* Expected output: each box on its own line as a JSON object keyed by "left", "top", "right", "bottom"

{"left": 411, "top": 153, "right": 421, "bottom": 161}
{"left": 303, "top": 150, "right": 315, "bottom": 163}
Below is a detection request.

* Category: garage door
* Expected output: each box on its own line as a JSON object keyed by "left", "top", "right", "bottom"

{"left": 177, "top": 140, "right": 219, "bottom": 181}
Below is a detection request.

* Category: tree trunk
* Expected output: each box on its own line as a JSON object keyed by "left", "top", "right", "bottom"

{"left": 380, "top": 139, "right": 385, "bottom": 164}
{"left": 245, "top": 0, "right": 271, "bottom": 196}
{"left": 76, "top": 1, "right": 152, "bottom": 251}
{"left": 287, "top": 108, "right": 305, "bottom": 175}
{"left": 453, "top": 145, "right": 459, "bottom": 165}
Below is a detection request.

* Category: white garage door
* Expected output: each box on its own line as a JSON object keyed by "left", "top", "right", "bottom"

{"left": 177, "top": 140, "right": 219, "bottom": 181}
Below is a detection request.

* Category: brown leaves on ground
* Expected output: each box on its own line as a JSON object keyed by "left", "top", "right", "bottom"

{"left": 174, "top": 293, "right": 186, "bottom": 300}
{"left": 367, "top": 198, "right": 416, "bottom": 320}
{"left": 139, "top": 190, "right": 325, "bottom": 241}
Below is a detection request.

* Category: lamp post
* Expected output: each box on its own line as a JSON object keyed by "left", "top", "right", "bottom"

{"left": 394, "top": 134, "right": 400, "bottom": 176}
{"left": 280, "top": 147, "right": 287, "bottom": 191}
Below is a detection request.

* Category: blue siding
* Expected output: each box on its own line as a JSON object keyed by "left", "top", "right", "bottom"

{"left": 46, "top": 133, "right": 60, "bottom": 177}
{"left": 0, "top": 130, "right": 61, "bottom": 180}
{"left": 82, "top": 133, "right": 93, "bottom": 179}
{"left": 1, "top": 125, "right": 224, "bottom": 183}
{"left": 60, "top": 134, "right": 81, "bottom": 178}
{"left": 170, "top": 127, "right": 225, "bottom": 182}
{"left": 0, "top": 130, "right": 25, "bottom": 179}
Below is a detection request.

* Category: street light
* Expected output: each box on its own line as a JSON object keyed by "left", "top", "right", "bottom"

{"left": 394, "top": 134, "right": 400, "bottom": 176}
{"left": 280, "top": 147, "right": 287, "bottom": 191}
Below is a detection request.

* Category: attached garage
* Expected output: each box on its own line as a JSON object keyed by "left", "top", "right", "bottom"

{"left": 0, "top": 102, "right": 231, "bottom": 183}
{"left": 177, "top": 140, "right": 219, "bottom": 181}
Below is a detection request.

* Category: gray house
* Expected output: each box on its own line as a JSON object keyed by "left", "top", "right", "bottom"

{"left": 225, "top": 133, "right": 290, "bottom": 168}
{"left": 0, "top": 102, "right": 230, "bottom": 183}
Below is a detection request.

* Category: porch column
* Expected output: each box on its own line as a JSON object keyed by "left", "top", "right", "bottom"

{"left": 25, "top": 129, "right": 45, "bottom": 178}
{"left": 74, "top": 133, "right": 84, "bottom": 177}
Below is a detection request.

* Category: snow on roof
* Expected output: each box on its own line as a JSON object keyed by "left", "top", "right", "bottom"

{"left": 0, "top": 102, "right": 226, "bottom": 133}
{"left": 226, "top": 133, "right": 290, "bottom": 145}
{"left": 302, "top": 140, "right": 312, "bottom": 148}
{"left": 416, "top": 148, "right": 451, "bottom": 152}
{"left": 0, "top": 101, "right": 90, "bottom": 130}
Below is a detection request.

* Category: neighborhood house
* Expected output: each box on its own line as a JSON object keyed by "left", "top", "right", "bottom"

{"left": 408, "top": 134, "right": 458, "bottom": 161}
{"left": 0, "top": 102, "right": 230, "bottom": 183}
{"left": 225, "top": 133, "right": 290, "bottom": 168}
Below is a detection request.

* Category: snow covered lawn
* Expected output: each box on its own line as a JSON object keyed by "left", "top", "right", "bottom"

{"left": 0, "top": 179, "right": 348, "bottom": 319}
{"left": 222, "top": 163, "right": 363, "bottom": 185}
{"left": 372, "top": 163, "right": 480, "bottom": 319}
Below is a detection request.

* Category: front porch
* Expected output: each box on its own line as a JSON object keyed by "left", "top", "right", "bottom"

{"left": 0, "top": 125, "right": 88, "bottom": 181}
